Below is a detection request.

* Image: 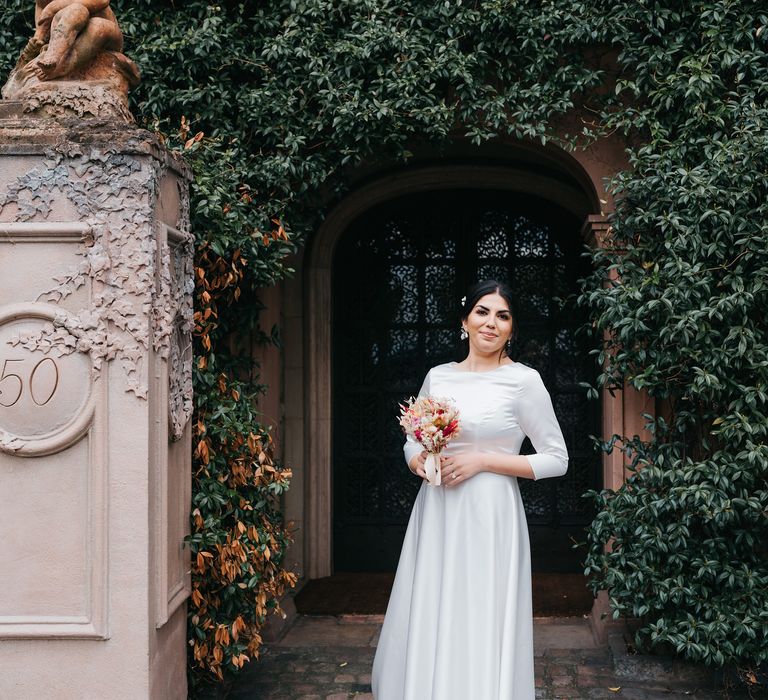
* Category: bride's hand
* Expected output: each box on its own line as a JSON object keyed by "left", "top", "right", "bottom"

{"left": 408, "top": 450, "right": 428, "bottom": 480}
{"left": 439, "top": 452, "right": 485, "bottom": 487}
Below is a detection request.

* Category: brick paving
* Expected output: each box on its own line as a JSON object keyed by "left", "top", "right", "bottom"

{"left": 221, "top": 615, "right": 764, "bottom": 700}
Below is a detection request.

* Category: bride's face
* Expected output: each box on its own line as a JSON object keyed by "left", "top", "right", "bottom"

{"left": 462, "top": 292, "right": 513, "bottom": 355}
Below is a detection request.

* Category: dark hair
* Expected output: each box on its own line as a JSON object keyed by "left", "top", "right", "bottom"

{"left": 460, "top": 279, "right": 519, "bottom": 358}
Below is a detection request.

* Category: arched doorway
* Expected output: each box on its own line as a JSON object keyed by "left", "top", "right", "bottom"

{"left": 331, "top": 189, "right": 601, "bottom": 574}
{"left": 299, "top": 155, "right": 620, "bottom": 585}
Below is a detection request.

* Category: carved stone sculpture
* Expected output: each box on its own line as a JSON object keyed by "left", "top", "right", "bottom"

{"left": 2, "top": 0, "right": 140, "bottom": 122}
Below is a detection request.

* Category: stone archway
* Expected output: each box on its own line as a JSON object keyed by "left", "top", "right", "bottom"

{"left": 279, "top": 140, "right": 653, "bottom": 624}
{"left": 303, "top": 145, "right": 610, "bottom": 579}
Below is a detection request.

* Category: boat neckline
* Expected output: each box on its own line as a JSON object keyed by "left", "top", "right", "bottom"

{"left": 447, "top": 361, "right": 517, "bottom": 374}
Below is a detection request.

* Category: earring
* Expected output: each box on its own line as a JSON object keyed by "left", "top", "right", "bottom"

{"left": 506, "top": 336, "right": 513, "bottom": 351}
{"left": 460, "top": 326, "right": 468, "bottom": 340}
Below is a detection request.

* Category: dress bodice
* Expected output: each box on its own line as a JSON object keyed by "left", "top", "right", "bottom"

{"left": 403, "top": 361, "right": 568, "bottom": 480}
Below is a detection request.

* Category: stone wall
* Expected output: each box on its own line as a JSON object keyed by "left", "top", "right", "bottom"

{"left": 0, "top": 107, "right": 193, "bottom": 700}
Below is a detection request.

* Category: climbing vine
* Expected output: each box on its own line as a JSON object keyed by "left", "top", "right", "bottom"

{"left": 575, "top": 3, "right": 768, "bottom": 682}
{"left": 1, "top": 0, "right": 766, "bottom": 693}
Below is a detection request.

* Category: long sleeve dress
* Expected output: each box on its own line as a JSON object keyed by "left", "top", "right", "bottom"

{"left": 371, "top": 361, "right": 569, "bottom": 700}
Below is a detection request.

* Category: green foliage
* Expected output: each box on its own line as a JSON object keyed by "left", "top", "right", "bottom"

{"left": 117, "top": 0, "right": 605, "bottom": 244}
{"left": 1, "top": 0, "right": 766, "bottom": 689}
{"left": 184, "top": 231, "right": 297, "bottom": 689}
{"left": 168, "top": 120, "right": 297, "bottom": 694}
{"left": 576, "top": 1, "right": 768, "bottom": 675}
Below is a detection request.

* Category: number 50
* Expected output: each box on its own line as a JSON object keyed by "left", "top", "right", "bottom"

{"left": 0, "top": 358, "right": 59, "bottom": 408}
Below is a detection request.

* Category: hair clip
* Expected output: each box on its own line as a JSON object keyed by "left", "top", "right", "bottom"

{"left": 460, "top": 296, "right": 466, "bottom": 307}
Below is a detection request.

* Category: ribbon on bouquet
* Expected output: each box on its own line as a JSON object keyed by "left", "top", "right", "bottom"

{"left": 424, "top": 451, "right": 442, "bottom": 486}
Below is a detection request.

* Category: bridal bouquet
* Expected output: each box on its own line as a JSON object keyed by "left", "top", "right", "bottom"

{"left": 398, "top": 396, "right": 460, "bottom": 486}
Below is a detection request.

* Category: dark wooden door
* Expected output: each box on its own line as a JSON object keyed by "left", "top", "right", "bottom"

{"left": 332, "top": 190, "right": 600, "bottom": 572}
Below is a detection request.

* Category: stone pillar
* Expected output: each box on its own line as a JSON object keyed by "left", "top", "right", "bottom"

{"left": 581, "top": 214, "right": 657, "bottom": 492}
{"left": 0, "top": 104, "right": 193, "bottom": 699}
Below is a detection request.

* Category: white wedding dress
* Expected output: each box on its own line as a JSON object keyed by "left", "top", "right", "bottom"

{"left": 371, "top": 361, "right": 569, "bottom": 700}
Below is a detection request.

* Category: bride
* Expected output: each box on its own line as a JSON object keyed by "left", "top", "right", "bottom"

{"left": 371, "top": 279, "right": 569, "bottom": 700}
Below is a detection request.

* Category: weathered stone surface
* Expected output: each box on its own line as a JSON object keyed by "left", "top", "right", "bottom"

{"left": 0, "top": 111, "right": 193, "bottom": 700}
{"left": 608, "top": 632, "right": 716, "bottom": 685}
{"left": 0, "top": 117, "right": 192, "bottom": 406}
{"left": 5, "top": 77, "right": 135, "bottom": 122}
{"left": 217, "top": 615, "right": 761, "bottom": 700}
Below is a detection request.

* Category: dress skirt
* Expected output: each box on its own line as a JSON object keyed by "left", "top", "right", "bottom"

{"left": 371, "top": 472, "right": 535, "bottom": 700}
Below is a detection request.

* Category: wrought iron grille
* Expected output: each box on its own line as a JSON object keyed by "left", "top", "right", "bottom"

{"left": 332, "top": 189, "right": 601, "bottom": 572}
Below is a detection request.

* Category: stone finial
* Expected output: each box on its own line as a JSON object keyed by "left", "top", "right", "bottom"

{"left": 1, "top": 1, "right": 141, "bottom": 122}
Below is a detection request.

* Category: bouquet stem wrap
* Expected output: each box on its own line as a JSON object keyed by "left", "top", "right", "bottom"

{"left": 424, "top": 451, "right": 442, "bottom": 487}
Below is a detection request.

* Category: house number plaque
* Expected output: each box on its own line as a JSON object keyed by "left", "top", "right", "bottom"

{"left": 0, "top": 358, "right": 60, "bottom": 408}
{"left": 0, "top": 304, "right": 94, "bottom": 456}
